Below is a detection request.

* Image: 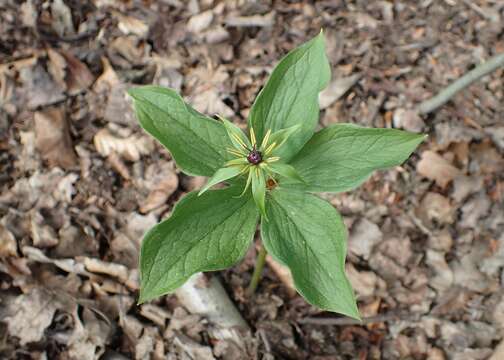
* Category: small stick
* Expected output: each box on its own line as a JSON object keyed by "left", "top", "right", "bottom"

{"left": 418, "top": 52, "right": 504, "bottom": 115}
{"left": 298, "top": 311, "right": 419, "bottom": 326}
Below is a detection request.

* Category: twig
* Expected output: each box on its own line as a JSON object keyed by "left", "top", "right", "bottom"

{"left": 418, "top": 52, "right": 504, "bottom": 115}
{"left": 298, "top": 311, "right": 420, "bottom": 326}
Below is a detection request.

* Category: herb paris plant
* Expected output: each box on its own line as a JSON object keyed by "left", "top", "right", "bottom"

{"left": 129, "top": 32, "right": 426, "bottom": 319}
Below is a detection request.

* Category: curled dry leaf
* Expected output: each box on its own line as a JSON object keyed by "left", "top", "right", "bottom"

{"left": 416, "top": 150, "right": 460, "bottom": 188}
{"left": 140, "top": 163, "right": 179, "bottom": 213}
{"left": 93, "top": 57, "right": 120, "bottom": 93}
{"left": 187, "top": 10, "right": 214, "bottom": 33}
{"left": 83, "top": 257, "right": 129, "bottom": 283}
{"left": 319, "top": 74, "right": 361, "bottom": 110}
{"left": 4, "top": 288, "right": 60, "bottom": 345}
{"left": 34, "top": 107, "right": 78, "bottom": 169}
{"left": 0, "top": 223, "right": 17, "bottom": 257}
{"left": 93, "top": 128, "right": 153, "bottom": 162}
{"left": 115, "top": 12, "right": 149, "bottom": 38}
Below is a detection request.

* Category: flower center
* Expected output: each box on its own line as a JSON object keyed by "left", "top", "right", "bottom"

{"left": 247, "top": 149, "right": 262, "bottom": 165}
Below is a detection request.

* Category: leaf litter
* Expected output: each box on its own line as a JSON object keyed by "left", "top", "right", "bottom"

{"left": 1, "top": 0, "right": 504, "bottom": 359}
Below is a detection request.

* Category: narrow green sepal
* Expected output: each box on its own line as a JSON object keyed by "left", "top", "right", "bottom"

{"left": 251, "top": 167, "right": 267, "bottom": 219}
{"left": 267, "top": 163, "right": 304, "bottom": 183}
{"left": 267, "top": 124, "right": 301, "bottom": 153}
{"left": 199, "top": 167, "right": 242, "bottom": 196}
{"left": 219, "top": 116, "right": 251, "bottom": 152}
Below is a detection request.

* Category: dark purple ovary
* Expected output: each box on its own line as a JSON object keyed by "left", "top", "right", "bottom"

{"left": 247, "top": 149, "right": 262, "bottom": 164}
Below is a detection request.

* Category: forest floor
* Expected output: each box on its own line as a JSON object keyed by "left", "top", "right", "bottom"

{"left": 1, "top": 1, "right": 504, "bottom": 359}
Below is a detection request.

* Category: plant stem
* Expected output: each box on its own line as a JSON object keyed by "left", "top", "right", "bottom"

{"left": 418, "top": 52, "right": 504, "bottom": 115}
{"left": 246, "top": 245, "right": 267, "bottom": 296}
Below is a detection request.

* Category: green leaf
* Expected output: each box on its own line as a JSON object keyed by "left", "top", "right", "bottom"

{"left": 267, "top": 163, "right": 304, "bottom": 183}
{"left": 219, "top": 116, "right": 251, "bottom": 152}
{"left": 198, "top": 167, "right": 242, "bottom": 196}
{"left": 248, "top": 32, "right": 331, "bottom": 162}
{"left": 139, "top": 186, "right": 259, "bottom": 303}
{"left": 251, "top": 168, "right": 266, "bottom": 218}
{"left": 267, "top": 124, "right": 301, "bottom": 155}
{"left": 261, "top": 189, "right": 360, "bottom": 319}
{"left": 285, "top": 124, "right": 426, "bottom": 193}
{"left": 129, "top": 86, "right": 232, "bottom": 177}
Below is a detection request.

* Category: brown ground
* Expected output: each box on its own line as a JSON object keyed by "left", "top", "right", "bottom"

{"left": 1, "top": 1, "right": 504, "bottom": 359}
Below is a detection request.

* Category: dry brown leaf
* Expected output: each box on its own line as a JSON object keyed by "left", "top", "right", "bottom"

{"left": 115, "top": 12, "right": 149, "bottom": 37}
{"left": 30, "top": 210, "right": 59, "bottom": 248}
{"left": 60, "top": 50, "right": 94, "bottom": 94}
{"left": 140, "top": 163, "right": 179, "bottom": 213}
{"left": 34, "top": 107, "right": 78, "bottom": 169}
{"left": 345, "top": 263, "right": 380, "bottom": 298}
{"left": 83, "top": 257, "right": 129, "bottom": 282}
{"left": 93, "top": 57, "right": 120, "bottom": 93}
{"left": 188, "top": 10, "right": 214, "bottom": 33}
{"left": 103, "top": 83, "right": 137, "bottom": 126}
{"left": 319, "top": 74, "right": 361, "bottom": 109}
{"left": 416, "top": 150, "right": 460, "bottom": 188}
{"left": 0, "top": 223, "right": 17, "bottom": 257}
{"left": 51, "top": 0, "right": 75, "bottom": 36}
{"left": 265, "top": 255, "right": 296, "bottom": 297}
{"left": 93, "top": 128, "right": 153, "bottom": 162}
{"left": 4, "top": 288, "right": 59, "bottom": 345}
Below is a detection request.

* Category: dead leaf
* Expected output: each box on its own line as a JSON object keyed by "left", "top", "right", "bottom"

{"left": 319, "top": 74, "right": 361, "bottom": 109}
{"left": 345, "top": 263, "right": 380, "bottom": 298}
{"left": 19, "top": 62, "right": 65, "bottom": 109}
{"left": 20, "top": 0, "right": 37, "bottom": 28}
{"left": 0, "top": 223, "right": 17, "bottom": 257}
{"left": 417, "top": 192, "right": 454, "bottom": 226}
{"left": 416, "top": 151, "right": 460, "bottom": 188}
{"left": 93, "top": 57, "right": 120, "bottom": 93}
{"left": 104, "top": 83, "right": 137, "bottom": 126}
{"left": 30, "top": 210, "right": 59, "bottom": 248}
{"left": 34, "top": 107, "right": 78, "bottom": 169}
{"left": 348, "top": 218, "right": 383, "bottom": 260}
{"left": 83, "top": 257, "right": 129, "bottom": 282}
{"left": 393, "top": 108, "right": 425, "bottom": 133}
{"left": 115, "top": 12, "right": 149, "bottom": 37}
{"left": 140, "top": 162, "right": 179, "bottom": 213}
{"left": 93, "top": 128, "right": 153, "bottom": 162}
{"left": 51, "top": 0, "right": 75, "bottom": 37}
{"left": 188, "top": 10, "right": 214, "bottom": 33}
{"left": 4, "top": 288, "right": 59, "bottom": 345}
{"left": 60, "top": 50, "right": 94, "bottom": 94}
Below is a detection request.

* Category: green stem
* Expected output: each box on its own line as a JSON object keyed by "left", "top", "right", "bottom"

{"left": 246, "top": 245, "right": 267, "bottom": 296}
{"left": 418, "top": 52, "right": 504, "bottom": 115}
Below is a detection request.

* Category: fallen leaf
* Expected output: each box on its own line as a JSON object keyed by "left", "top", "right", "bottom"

{"left": 140, "top": 162, "right": 179, "bottom": 213}
{"left": 51, "top": 0, "right": 75, "bottom": 37}
{"left": 115, "top": 12, "right": 149, "bottom": 37}
{"left": 319, "top": 74, "right": 361, "bottom": 109}
{"left": 93, "top": 57, "right": 120, "bottom": 93}
{"left": 93, "top": 128, "right": 153, "bottom": 162}
{"left": 416, "top": 151, "right": 460, "bottom": 188}
{"left": 348, "top": 218, "right": 383, "bottom": 260}
{"left": 187, "top": 10, "right": 214, "bottom": 33}
{"left": 4, "top": 288, "right": 59, "bottom": 345}
{"left": 60, "top": 50, "right": 94, "bottom": 94}
{"left": 0, "top": 223, "right": 17, "bottom": 257}
{"left": 34, "top": 106, "right": 78, "bottom": 169}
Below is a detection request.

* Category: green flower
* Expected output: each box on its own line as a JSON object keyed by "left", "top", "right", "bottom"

{"left": 198, "top": 118, "right": 303, "bottom": 217}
